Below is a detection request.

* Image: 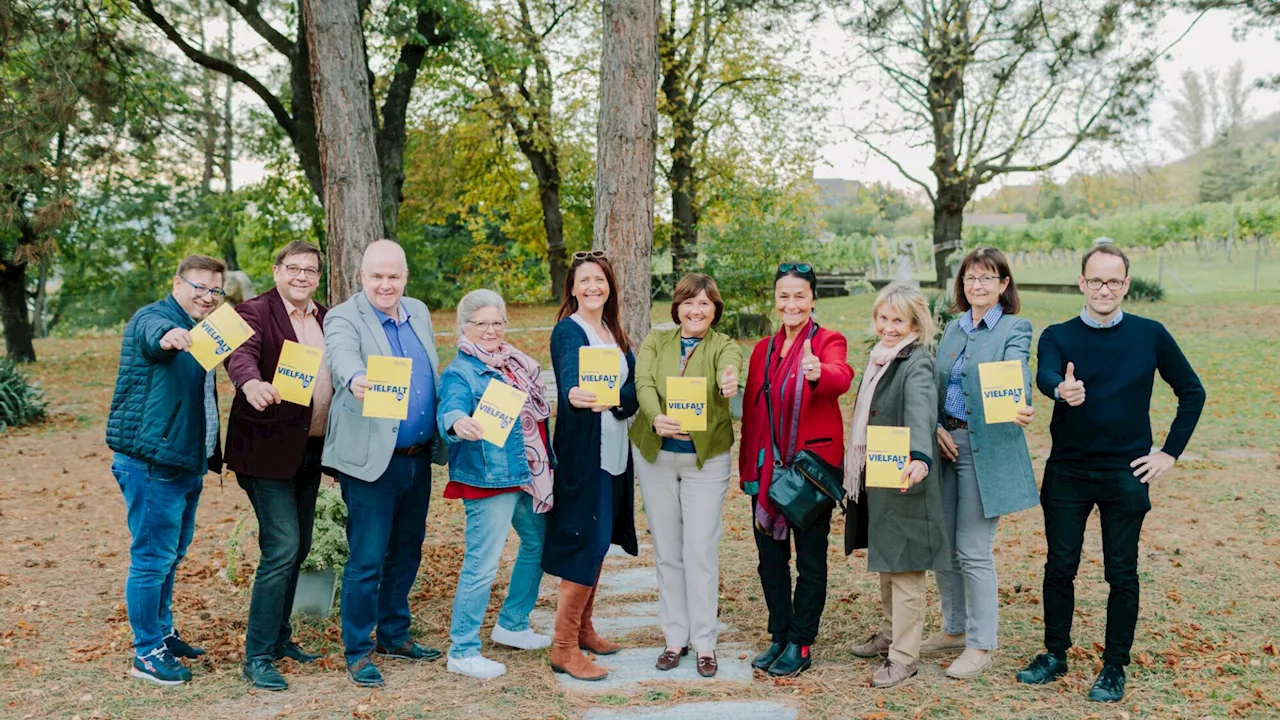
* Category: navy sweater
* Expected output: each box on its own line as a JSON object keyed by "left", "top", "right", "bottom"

{"left": 1036, "top": 314, "right": 1205, "bottom": 471}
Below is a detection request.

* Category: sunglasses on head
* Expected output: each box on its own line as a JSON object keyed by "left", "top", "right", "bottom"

{"left": 777, "top": 262, "right": 813, "bottom": 274}
{"left": 573, "top": 250, "right": 607, "bottom": 261}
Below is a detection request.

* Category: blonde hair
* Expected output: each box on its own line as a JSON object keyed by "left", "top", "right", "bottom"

{"left": 871, "top": 281, "right": 935, "bottom": 345}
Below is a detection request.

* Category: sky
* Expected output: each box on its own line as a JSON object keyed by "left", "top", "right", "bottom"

{"left": 811, "top": 9, "right": 1280, "bottom": 194}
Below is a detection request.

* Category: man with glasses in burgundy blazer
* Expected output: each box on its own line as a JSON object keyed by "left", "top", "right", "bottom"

{"left": 224, "top": 240, "right": 333, "bottom": 691}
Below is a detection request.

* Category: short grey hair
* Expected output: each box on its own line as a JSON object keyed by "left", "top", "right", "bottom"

{"left": 456, "top": 289, "right": 507, "bottom": 330}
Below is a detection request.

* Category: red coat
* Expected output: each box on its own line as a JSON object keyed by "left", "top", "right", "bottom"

{"left": 739, "top": 324, "right": 854, "bottom": 489}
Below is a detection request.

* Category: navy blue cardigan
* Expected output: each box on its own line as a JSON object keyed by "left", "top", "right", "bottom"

{"left": 541, "top": 318, "right": 640, "bottom": 586}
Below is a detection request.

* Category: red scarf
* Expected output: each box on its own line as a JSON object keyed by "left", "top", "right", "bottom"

{"left": 752, "top": 319, "right": 814, "bottom": 540}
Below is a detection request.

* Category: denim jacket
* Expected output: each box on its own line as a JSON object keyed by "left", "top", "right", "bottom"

{"left": 437, "top": 351, "right": 553, "bottom": 488}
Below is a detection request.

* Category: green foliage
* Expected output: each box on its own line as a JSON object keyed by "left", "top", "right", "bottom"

{"left": 301, "top": 485, "right": 349, "bottom": 573}
{"left": 821, "top": 183, "right": 918, "bottom": 237}
{"left": 0, "top": 359, "right": 48, "bottom": 431}
{"left": 1126, "top": 276, "right": 1165, "bottom": 302}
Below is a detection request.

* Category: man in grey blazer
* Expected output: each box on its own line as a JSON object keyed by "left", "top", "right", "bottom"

{"left": 323, "top": 239, "right": 448, "bottom": 688}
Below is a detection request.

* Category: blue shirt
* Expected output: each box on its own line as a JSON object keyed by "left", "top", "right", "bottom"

{"left": 943, "top": 305, "right": 1004, "bottom": 422}
{"left": 1079, "top": 306, "right": 1123, "bottom": 329}
{"left": 373, "top": 304, "right": 437, "bottom": 448}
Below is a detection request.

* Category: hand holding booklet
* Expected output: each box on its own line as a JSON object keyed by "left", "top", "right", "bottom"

{"left": 578, "top": 347, "right": 621, "bottom": 407}
{"left": 865, "top": 426, "right": 911, "bottom": 489}
{"left": 665, "top": 376, "right": 707, "bottom": 432}
{"left": 978, "top": 360, "right": 1026, "bottom": 424}
{"left": 472, "top": 379, "right": 528, "bottom": 446}
{"left": 188, "top": 304, "right": 254, "bottom": 370}
{"left": 272, "top": 340, "right": 324, "bottom": 406}
{"left": 363, "top": 355, "right": 413, "bottom": 420}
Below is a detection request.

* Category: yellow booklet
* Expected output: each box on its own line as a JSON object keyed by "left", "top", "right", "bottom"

{"left": 188, "top": 304, "right": 254, "bottom": 370}
{"left": 272, "top": 340, "right": 324, "bottom": 407}
{"left": 978, "top": 360, "right": 1026, "bottom": 424}
{"left": 473, "top": 379, "right": 529, "bottom": 447}
{"left": 866, "top": 426, "right": 911, "bottom": 489}
{"left": 665, "top": 376, "right": 707, "bottom": 432}
{"left": 579, "top": 347, "right": 622, "bottom": 407}
{"left": 362, "top": 355, "right": 412, "bottom": 420}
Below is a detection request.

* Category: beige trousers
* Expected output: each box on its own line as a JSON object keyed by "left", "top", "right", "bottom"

{"left": 879, "top": 571, "right": 927, "bottom": 666}
{"left": 633, "top": 447, "right": 731, "bottom": 652}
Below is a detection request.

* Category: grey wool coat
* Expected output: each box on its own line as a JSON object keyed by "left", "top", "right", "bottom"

{"left": 934, "top": 314, "right": 1039, "bottom": 518}
{"left": 844, "top": 343, "right": 951, "bottom": 573}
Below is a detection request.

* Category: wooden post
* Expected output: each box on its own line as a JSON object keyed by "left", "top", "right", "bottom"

{"left": 302, "top": 0, "right": 385, "bottom": 304}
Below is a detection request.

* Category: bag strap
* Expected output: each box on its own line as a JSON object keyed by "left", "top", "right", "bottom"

{"left": 762, "top": 323, "right": 819, "bottom": 468}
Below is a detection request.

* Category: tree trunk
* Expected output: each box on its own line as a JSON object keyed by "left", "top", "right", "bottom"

{"left": 0, "top": 260, "right": 36, "bottom": 362}
{"left": 595, "top": 0, "right": 657, "bottom": 346}
{"left": 303, "top": 0, "right": 386, "bottom": 304}
{"left": 291, "top": 3, "right": 326, "bottom": 203}
{"left": 32, "top": 256, "right": 51, "bottom": 339}
{"left": 668, "top": 133, "right": 696, "bottom": 275}
{"left": 537, "top": 177, "right": 568, "bottom": 303}
{"left": 220, "top": 4, "right": 239, "bottom": 271}
{"left": 931, "top": 184, "right": 967, "bottom": 290}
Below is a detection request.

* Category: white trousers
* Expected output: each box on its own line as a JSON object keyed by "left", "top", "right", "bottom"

{"left": 633, "top": 447, "right": 731, "bottom": 652}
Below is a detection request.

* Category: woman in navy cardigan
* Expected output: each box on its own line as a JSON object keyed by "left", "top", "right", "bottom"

{"left": 543, "top": 252, "right": 639, "bottom": 682}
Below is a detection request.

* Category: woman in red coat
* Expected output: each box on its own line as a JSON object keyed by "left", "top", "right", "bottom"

{"left": 740, "top": 262, "right": 855, "bottom": 677}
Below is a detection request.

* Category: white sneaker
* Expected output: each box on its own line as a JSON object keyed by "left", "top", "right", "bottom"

{"left": 447, "top": 654, "right": 506, "bottom": 680}
{"left": 491, "top": 625, "right": 552, "bottom": 650}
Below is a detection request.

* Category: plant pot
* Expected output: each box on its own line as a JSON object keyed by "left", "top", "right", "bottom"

{"left": 291, "top": 568, "right": 337, "bottom": 618}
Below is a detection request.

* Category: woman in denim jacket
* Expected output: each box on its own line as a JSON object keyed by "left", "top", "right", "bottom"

{"left": 437, "top": 289, "right": 556, "bottom": 680}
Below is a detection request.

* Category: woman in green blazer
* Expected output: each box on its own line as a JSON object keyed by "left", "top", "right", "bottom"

{"left": 843, "top": 282, "right": 949, "bottom": 689}
{"left": 630, "top": 273, "right": 743, "bottom": 678}
{"left": 924, "top": 247, "right": 1037, "bottom": 680}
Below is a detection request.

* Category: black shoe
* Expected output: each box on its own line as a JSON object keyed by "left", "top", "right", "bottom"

{"left": 276, "top": 642, "right": 322, "bottom": 664}
{"left": 1088, "top": 664, "right": 1126, "bottom": 703}
{"left": 242, "top": 659, "right": 289, "bottom": 691}
{"left": 375, "top": 640, "right": 442, "bottom": 661}
{"left": 347, "top": 655, "right": 384, "bottom": 687}
{"left": 766, "top": 642, "right": 812, "bottom": 677}
{"left": 751, "top": 642, "right": 786, "bottom": 671}
{"left": 164, "top": 631, "right": 205, "bottom": 659}
{"left": 1015, "top": 652, "right": 1068, "bottom": 685}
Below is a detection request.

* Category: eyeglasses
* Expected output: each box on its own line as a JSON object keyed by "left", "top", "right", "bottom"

{"left": 962, "top": 274, "right": 1002, "bottom": 287}
{"left": 573, "top": 250, "right": 607, "bottom": 261}
{"left": 281, "top": 264, "right": 321, "bottom": 280}
{"left": 467, "top": 320, "right": 506, "bottom": 332}
{"left": 179, "top": 275, "right": 227, "bottom": 299}
{"left": 777, "top": 263, "right": 813, "bottom": 274}
{"left": 1085, "top": 278, "right": 1126, "bottom": 291}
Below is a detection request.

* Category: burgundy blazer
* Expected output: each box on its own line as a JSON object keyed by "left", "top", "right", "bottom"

{"left": 224, "top": 290, "right": 330, "bottom": 480}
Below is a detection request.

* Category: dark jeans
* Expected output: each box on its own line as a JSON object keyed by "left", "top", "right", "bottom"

{"left": 239, "top": 438, "right": 324, "bottom": 663}
{"left": 111, "top": 453, "right": 202, "bottom": 654}
{"left": 1041, "top": 463, "right": 1151, "bottom": 666}
{"left": 339, "top": 452, "right": 432, "bottom": 664}
{"left": 752, "top": 498, "right": 831, "bottom": 647}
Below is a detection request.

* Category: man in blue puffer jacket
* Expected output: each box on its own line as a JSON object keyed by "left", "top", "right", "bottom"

{"left": 106, "top": 254, "right": 227, "bottom": 686}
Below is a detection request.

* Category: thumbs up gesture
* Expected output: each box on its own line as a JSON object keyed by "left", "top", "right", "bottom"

{"left": 1057, "top": 361, "right": 1086, "bottom": 406}
{"left": 801, "top": 340, "right": 822, "bottom": 382}
{"left": 719, "top": 364, "right": 739, "bottom": 398}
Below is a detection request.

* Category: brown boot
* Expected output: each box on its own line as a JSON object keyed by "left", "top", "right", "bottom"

{"left": 578, "top": 576, "right": 621, "bottom": 655}
{"left": 549, "top": 580, "right": 608, "bottom": 681}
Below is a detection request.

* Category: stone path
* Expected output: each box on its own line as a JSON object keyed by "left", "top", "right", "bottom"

{"left": 583, "top": 701, "right": 799, "bottom": 720}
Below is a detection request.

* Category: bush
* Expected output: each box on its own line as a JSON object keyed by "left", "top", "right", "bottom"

{"left": 0, "top": 359, "right": 48, "bottom": 431}
{"left": 1127, "top": 276, "right": 1165, "bottom": 302}
{"left": 301, "top": 485, "right": 349, "bottom": 573}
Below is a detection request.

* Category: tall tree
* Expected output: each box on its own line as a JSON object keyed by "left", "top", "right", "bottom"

{"left": 301, "top": 0, "right": 385, "bottom": 300}
{"left": 843, "top": 1, "right": 1166, "bottom": 287}
{"left": 131, "top": 0, "right": 453, "bottom": 238}
{"left": 1170, "top": 69, "right": 1210, "bottom": 157}
{"left": 594, "top": 0, "right": 657, "bottom": 344}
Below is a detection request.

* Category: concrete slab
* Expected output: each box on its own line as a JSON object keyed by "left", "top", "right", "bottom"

{"left": 529, "top": 601, "right": 732, "bottom": 637}
{"left": 557, "top": 644, "right": 754, "bottom": 694}
{"left": 582, "top": 701, "right": 798, "bottom": 720}
{"left": 598, "top": 568, "right": 657, "bottom": 597}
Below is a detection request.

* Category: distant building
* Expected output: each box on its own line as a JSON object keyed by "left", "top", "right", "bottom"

{"left": 812, "top": 177, "right": 864, "bottom": 206}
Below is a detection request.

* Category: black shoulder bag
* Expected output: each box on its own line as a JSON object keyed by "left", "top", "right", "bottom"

{"left": 763, "top": 324, "right": 846, "bottom": 530}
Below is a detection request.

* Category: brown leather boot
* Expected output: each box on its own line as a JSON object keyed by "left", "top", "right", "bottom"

{"left": 578, "top": 575, "right": 621, "bottom": 655}
{"left": 549, "top": 580, "right": 608, "bottom": 681}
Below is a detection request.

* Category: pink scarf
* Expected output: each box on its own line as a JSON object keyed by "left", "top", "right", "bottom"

{"left": 843, "top": 334, "right": 918, "bottom": 503}
{"left": 457, "top": 338, "right": 554, "bottom": 512}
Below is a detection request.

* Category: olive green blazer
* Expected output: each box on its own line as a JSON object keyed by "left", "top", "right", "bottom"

{"left": 844, "top": 343, "right": 950, "bottom": 573}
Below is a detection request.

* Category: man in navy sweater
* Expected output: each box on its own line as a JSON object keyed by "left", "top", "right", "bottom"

{"left": 1016, "top": 243, "right": 1205, "bottom": 702}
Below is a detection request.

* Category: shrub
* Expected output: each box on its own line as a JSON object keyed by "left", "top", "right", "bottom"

{"left": 1127, "top": 276, "right": 1165, "bottom": 302}
{"left": 0, "top": 359, "right": 48, "bottom": 431}
{"left": 301, "top": 484, "right": 349, "bottom": 573}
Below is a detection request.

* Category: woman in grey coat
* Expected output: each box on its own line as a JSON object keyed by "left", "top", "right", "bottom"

{"left": 924, "top": 247, "right": 1038, "bottom": 679}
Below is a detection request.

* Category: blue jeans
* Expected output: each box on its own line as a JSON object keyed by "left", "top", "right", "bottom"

{"left": 448, "top": 491, "right": 546, "bottom": 658}
{"left": 112, "top": 453, "right": 203, "bottom": 655}
{"left": 339, "top": 453, "right": 432, "bottom": 665}
{"left": 936, "top": 429, "right": 1001, "bottom": 650}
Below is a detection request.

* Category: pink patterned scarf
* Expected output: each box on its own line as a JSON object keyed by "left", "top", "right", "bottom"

{"left": 843, "top": 334, "right": 918, "bottom": 503}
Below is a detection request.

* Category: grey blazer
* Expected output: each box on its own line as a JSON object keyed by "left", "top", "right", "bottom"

{"left": 322, "top": 292, "right": 447, "bottom": 482}
{"left": 934, "top": 313, "right": 1038, "bottom": 518}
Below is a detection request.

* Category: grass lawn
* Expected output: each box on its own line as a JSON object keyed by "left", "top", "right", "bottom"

{"left": 1, "top": 290, "right": 1277, "bottom": 718}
